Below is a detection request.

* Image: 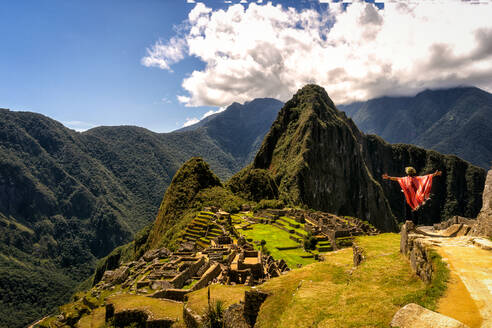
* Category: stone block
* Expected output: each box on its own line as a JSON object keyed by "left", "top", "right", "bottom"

{"left": 150, "top": 288, "right": 189, "bottom": 302}
{"left": 442, "top": 224, "right": 464, "bottom": 237}
{"left": 352, "top": 244, "right": 364, "bottom": 267}
{"left": 390, "top": 303, "right": 469, "bottom": 328}
{"left": 223, "top": 303, "right": 250, "bottom": 328}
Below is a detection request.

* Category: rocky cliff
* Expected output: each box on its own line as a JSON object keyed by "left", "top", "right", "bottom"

{"left": 472, "top": 169, "right": 492, "bottom": 237}
{"left": 251, "top": 85, "right": 397, "bottom": 231}
{"left": 362, "top": 135, "right": 485, "bottom": 225}
{"left": 239, "top": 85, "right": 486, "bottom": 231}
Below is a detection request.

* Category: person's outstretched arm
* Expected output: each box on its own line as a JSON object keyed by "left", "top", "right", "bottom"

{"left": 382, "top": 173, "right": 399, "bottom": 181}
{"left": 433, "top": 170, "right": 442, "bottom": 177}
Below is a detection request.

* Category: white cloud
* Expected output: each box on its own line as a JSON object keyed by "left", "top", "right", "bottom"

{"left": 162, "top": 97, "right": 172, "bottom": 104}
{"left": 141, "top": 36, "right": 187, "bottom": 71}
{"left": 202, "top": 106, "right": 226, "bottom": 119}
{"left": 181, "top": 105, "right": 227, "bottom": 128}
{"left": 182, "top": 117, "right": 200, "bottom": 127}
{"left": 177, "top": 95, "right": 191, "bottom": 104}
{"left": 187, "top": 0, "right": 196, "bottom": 3}
{"left": 144, "top": 1, "right": 492, "bottom": 106}
{"left": 63, "top": 121, "right": 96, "bottom": 132}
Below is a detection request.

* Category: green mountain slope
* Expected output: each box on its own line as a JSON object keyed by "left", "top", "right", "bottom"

{"left": 340, "top": 87, "right": 492, "bottom": 168}
{"left": 0, "top": 98, "right": 282, "bottom": 327}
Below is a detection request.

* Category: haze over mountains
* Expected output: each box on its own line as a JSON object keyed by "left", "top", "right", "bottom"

{"left": 340, "top": 87, "right": 492, "bottom": 169}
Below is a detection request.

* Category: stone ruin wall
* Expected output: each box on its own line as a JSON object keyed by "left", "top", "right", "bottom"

{"left": 400, "top": 221, "right": 434, "bottom": 283}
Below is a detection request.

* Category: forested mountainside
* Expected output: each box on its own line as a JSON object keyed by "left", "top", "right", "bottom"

{"left": 339, "top": 87, "right": 492, "bottom": 169}
{"left": 0, "top": 98, "right": 282, "bottom": 328}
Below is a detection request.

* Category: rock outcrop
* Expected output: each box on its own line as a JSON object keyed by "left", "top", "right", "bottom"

{"left": 472, "top": 169, "right": 492, "bottom": 237}
{"left": 390, "top": 303, "right": 469, "bottom": 328}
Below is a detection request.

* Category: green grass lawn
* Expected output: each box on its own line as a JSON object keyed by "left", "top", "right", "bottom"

{"left": 279, "top": 216, "right": 303, "bottom": 228}
{"left": 277, "top": 216, "right": 309, "bottom": 237}
{"left": 255, "top": 233, "right": 448, "bottom": 328}
{"left": 236, "top": 223, "right": 316, "bottom": 267}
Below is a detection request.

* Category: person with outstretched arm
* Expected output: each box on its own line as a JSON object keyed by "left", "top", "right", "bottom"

{"left": 382, "top": 167, "right": 442, "bottom": 225}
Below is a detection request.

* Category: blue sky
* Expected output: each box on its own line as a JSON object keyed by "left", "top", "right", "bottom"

{"left": 1, "top": 0, "right": 207, "bottom": 132}
{"left": 1, "top": 0, "right": 490, "bottom": 132}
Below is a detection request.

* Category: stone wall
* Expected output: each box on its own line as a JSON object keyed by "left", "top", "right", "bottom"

{"left": 191, "top": 263, "right": 222, "bottom": 292}
{"left": 150, "top": 289, "right": 189, "bottom": 302}
{"left": 223, "top": 303, "right": 250, "bottom": 328}
{"left": 472, "top": 169, "right": 492, "bottom": 238}
{"left": 105, "top": 302, "right": 175, "bottom": 328}
{"left": 183, "top": 305, "right": 202, "bottom": 328}
{"left": 244, "top": 290, "right": 269, "bottom": 326}
{"left": 400, "top": 221, "right": 434, "bottom": 283}
{"left": 433, "top": 216, "right": 476, "bottom": 231}
{"left": 113, "top": 309, "right": 148, "bottom": 327}
{"left": 170, "top": 257, "right": 205, "bottom": 289}
{"left": 146, "top": 319, "right": 175, "bottom": 328}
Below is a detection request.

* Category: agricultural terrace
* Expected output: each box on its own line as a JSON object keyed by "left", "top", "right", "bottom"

{"left": 232, "top": 212, "right": 317, "bottom": 268}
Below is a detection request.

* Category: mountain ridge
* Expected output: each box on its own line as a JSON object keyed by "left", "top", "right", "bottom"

{"left": 339, "top": 86, "right": 492, "bottom": 168}
{"left": 0, "top": 98, "right": 282, "bottom": 328}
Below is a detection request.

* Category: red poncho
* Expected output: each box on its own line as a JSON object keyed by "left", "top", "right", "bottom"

{"left": 397, "top": 174, "right": 434, "bottom": 211}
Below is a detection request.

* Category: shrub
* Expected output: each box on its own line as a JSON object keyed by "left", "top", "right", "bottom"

{"left": 303, "top": 232, "right": 317, "bottom": 250}
{"left": 202, "top": 300, "right": 225, "bottom": 328}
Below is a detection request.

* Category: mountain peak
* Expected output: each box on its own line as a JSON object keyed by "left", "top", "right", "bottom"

{"left": 145, "top": 157, "right": 222, "bottom": 249}
{"left": 250, "top": 84, "right": 398, "bottom": 231}
{"left": 282, "top": 84, "right": 338, "bottom": 121}
{"left": 254, "top": 84, "right": 342, "bottom": 170}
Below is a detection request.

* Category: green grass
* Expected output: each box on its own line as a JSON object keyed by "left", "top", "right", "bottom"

{"left": 75, "top": 307, "right": 106, "bottom": 328}
{"left": 279, "top": 216, "right": 302, "bottom": 227}
{"left": 107, "top": 294, "right": 184, "bottom": 324}
{"left": 200, "top": 211, "right": 215, "bottom": 216}
{"left": 186, "top": 284, "right": 250, "bottom": 317}
{"left": 236, "top": 223, "right": 315, "bottom": 267}
{"left": 255, "top": 233, "right": 448, "bottom": 328}
{"left": 183, "top": 279, "right": 199, "bottom": 290}
{"left": 277, "top": 216, "right": 308, "bottom": 236}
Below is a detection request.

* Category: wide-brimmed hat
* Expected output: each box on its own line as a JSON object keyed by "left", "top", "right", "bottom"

{"left": 405, "top": 166, "right": 417, "bottom": 176}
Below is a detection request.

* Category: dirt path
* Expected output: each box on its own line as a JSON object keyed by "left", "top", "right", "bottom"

{"left": 433, "top": 237, "right": 492, "bottom": 328}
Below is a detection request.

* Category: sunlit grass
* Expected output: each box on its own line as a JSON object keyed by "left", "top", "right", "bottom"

{"left": 236, "top": 223, "right": 316, "bottom": 267}
{"left": 255, "top": 233, "right": 448, "bottom": 328}
{"left": 186, "top": 284, "right": 250, "bottom": 316}
{"left": 108, "top": 294, "right": 184, "bottom": 321}
{"left": 75, "top": 307, "right": 105, "bottom": 328}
